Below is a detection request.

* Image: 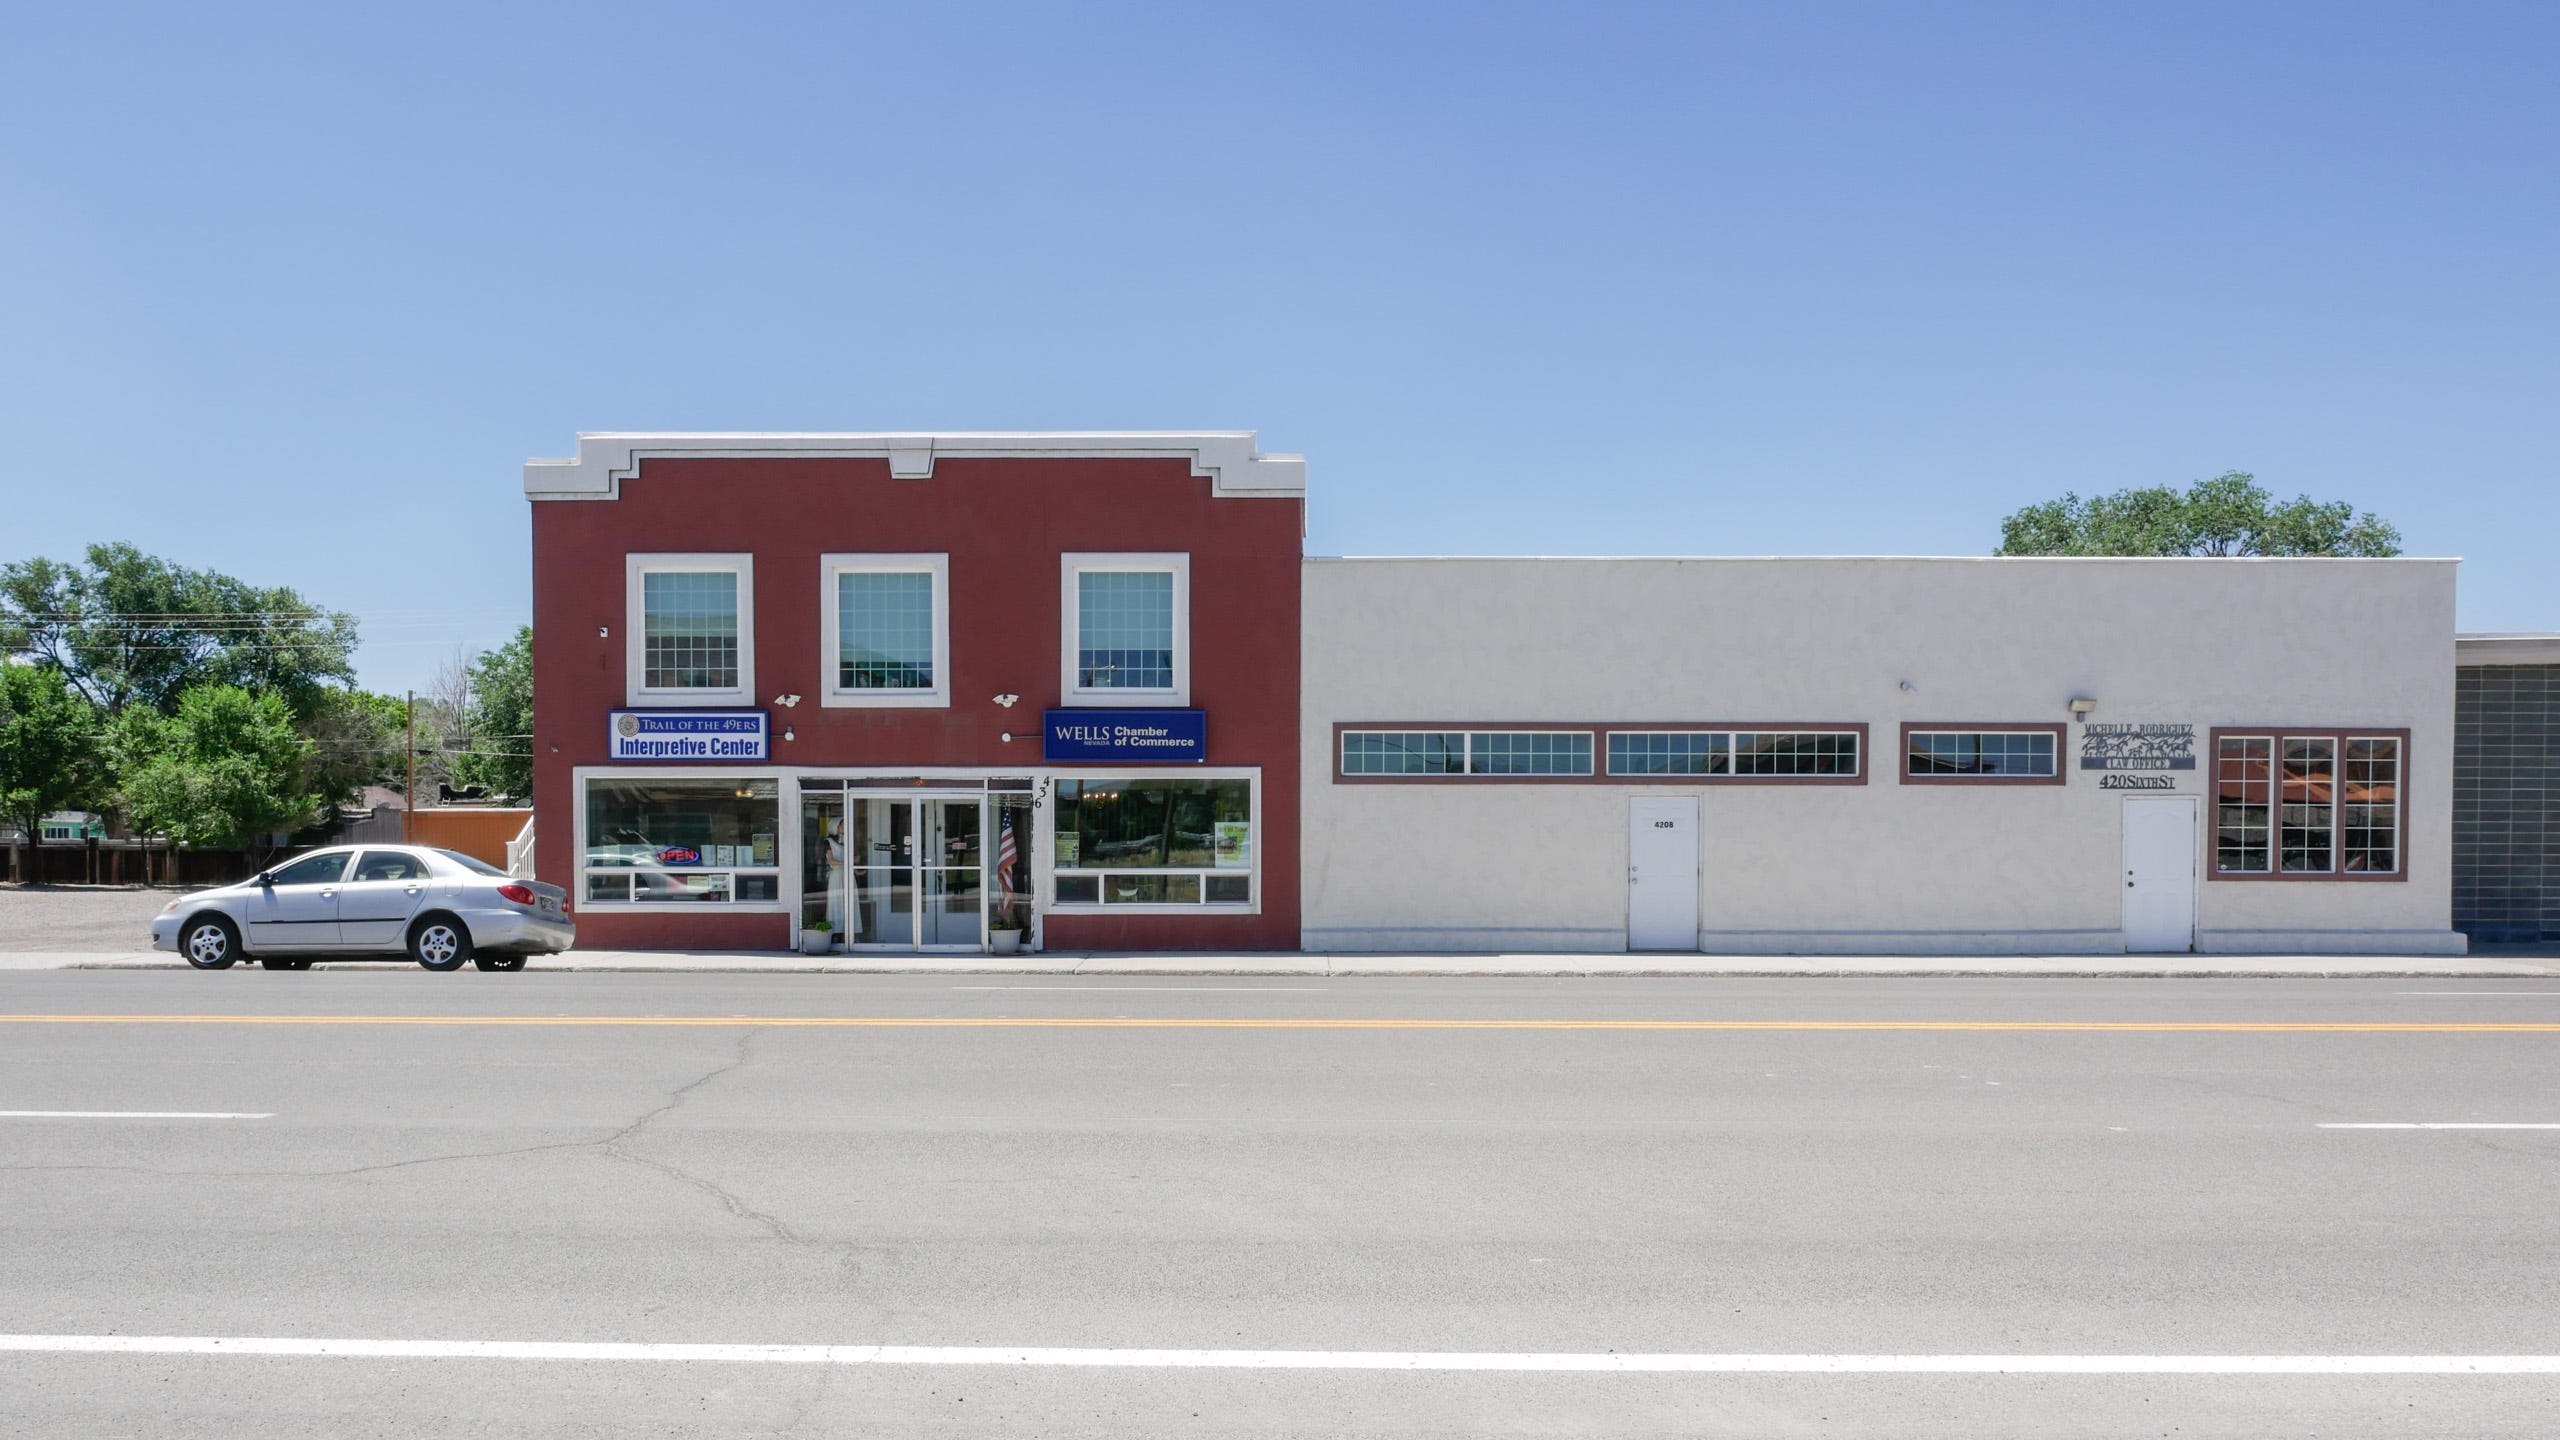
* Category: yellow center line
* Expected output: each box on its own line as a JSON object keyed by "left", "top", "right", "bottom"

{"left": 0, "top": 1015, "right": 2555, "bottom": 1032}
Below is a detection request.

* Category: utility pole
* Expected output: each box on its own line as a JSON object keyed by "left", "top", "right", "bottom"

{"left": 405, "top": 690, "right": 416, "bottom": 844}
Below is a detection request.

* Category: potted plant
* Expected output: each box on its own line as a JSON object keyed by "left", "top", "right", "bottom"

{"left": 799, "top": 918, "right": 834, "bottom": 955}
{"left": 988, "top": 902, "right": 1028, "bottom": 955}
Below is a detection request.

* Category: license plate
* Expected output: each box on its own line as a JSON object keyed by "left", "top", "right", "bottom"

{"left": 539, "top": 897, "right": 559, "bottom": 913}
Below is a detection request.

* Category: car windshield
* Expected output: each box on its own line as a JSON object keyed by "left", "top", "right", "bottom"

{"left": 432, "top": 848, "right": 509, "bottom": 877}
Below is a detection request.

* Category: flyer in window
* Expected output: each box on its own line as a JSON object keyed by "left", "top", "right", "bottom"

{"left": 1056, "top": 833, "right": 1079, "bottom": 866}
{"left": 752, "top": 833, "right": 776, "bottom": 865}
{"left": 1214, "top": 821, "right": 1250, "bottom": 868}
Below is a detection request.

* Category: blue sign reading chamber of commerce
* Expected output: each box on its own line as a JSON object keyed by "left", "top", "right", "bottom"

{"left": 608, "top": 710, "right": 768, "bottom": 761}
{"left": 1043, "top": 709, "right": 1207, "bottom": 763}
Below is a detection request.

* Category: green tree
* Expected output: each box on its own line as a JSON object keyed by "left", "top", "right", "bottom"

{"left": 298, "top": 687, "right": 412, "bottom": 810}
{"left": 1996, "top": 473, "right": 2403, "bottom": 558}
{"left": 0, "top": 662, "right": 108, "bottom": 860}
{"left": 453, "top": 626, "right": 533, "bottom": 802}
{"left": 114, "top": 685, "right": 318, "bottom": 852}
{"left": 0, "top": 543, "right": 358, "bottom": 717}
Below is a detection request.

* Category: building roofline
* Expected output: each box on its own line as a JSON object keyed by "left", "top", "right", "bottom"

{"left": 524, "top": 431, "right": 1304, "bottom": 501}
{"left": 1305, "top": 554, "right": 2459, "bottom": 565}
{"left": 2457, "top": 632, "right": 2560, "bottom": 665}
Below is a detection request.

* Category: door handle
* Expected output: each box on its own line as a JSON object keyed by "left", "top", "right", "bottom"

{"left": 319, "top": 889, "right": 335, "bottom": 898}
{"left": 403, "top": 885, "right": 422, "bottom": 894}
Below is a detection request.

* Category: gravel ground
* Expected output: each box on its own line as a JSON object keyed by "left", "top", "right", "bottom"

{"left": 0, "top": 884, "right": 192, "bottom": 951}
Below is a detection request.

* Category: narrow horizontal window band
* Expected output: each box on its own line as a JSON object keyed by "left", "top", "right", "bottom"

{"left": 1334, "top": 725, "right": 1866, "bottom": 785}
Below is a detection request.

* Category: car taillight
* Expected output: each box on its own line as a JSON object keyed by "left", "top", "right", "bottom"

{"left": 497, "top": 884, "right": 536, "bottom": 906}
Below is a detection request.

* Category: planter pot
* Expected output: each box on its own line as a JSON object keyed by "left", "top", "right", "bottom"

{"left": 799, "top": 930, "right": 834, "bottom": 956}
{"left": 988, "top": 929, "right": 1025, "bottom": 955}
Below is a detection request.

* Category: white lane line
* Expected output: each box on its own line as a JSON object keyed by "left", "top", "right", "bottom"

{"left": 2318, "top": 1123, "right": 2560, "bottom": 1130}
{"left": 949, "top": 986, "right": 1329, "bottom": 992}
{"left": 0, "top": 1336, "right": 2555, "bottom": 1373}
{"left": 0, "top": 1111, "right": 274, "bottom": 1120}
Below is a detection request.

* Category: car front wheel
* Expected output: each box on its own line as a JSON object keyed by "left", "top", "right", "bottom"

{"left": 409, "top": 915, "right": 471, "bottom": 971}
{"left": 180, "top": 916, "right": 239, "bottom": 970}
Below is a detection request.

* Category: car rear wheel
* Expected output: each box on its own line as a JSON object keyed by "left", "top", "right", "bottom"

{"left": 409, "top": 914, "right": 471, "bottom": 971}
{"left": 180, "top": 916, "right": 239, "bottom": 970}
{"left": 472, "top": 953, "right": 526, "bottom": 973}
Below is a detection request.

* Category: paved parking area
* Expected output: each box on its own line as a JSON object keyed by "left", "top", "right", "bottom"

{"left": 0, "top": 885, "right": 189, "bottom": 952}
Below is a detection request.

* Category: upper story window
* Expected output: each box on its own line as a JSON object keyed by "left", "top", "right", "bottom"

{"left": 1061, "top": 554, "right": 1188, "bottom": 706}
{"left": 2211, "top": 728, "right": 2404, "bottom": 880}
{"left": 821, "top": 554, "right": 949, "bottom": 708}
{"left": 627, "top": 554, "right": 754, "bottom": 707}
{"left": 1603, "top": 728, "right": 1864, "bottom": 781}
{"left": 1339, "top": 730, "right": 1594, "bottom": 778}
{"left": 1902, "top": 726, "right": 2064, "bottom": 784}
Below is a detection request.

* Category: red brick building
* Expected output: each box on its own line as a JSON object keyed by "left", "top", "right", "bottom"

{"left": 526, "top": 433, "right": 1304, "bottom": 953}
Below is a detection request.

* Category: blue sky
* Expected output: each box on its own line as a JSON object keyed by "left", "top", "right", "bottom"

{"left": 4, "top": 2, "right": 2552, "bottom": 694}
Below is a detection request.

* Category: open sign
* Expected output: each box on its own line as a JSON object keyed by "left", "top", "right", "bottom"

{"left": 656, "top": 846, "right": 702, "bottom": 866}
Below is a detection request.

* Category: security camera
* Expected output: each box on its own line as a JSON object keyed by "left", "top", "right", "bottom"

{"left": 2068, "top": 697, "right": 2097, "bottom": 718}
{"left": 774, "top": 694, "right": 802, "bottom": 708}
{"left": 993, "top": 694, "right": 1019, "bottom": 708}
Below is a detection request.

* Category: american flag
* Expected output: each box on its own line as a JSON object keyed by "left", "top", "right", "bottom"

{"left": 994, "top": 809, "right": 1018, "bottom": 919}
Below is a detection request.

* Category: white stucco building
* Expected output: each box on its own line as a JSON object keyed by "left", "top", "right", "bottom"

{"left": 1300, "top": 556, "right": 2459, "bottom": 956}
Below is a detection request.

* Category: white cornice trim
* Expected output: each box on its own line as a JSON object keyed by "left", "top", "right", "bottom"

{"left": 2457, "top": 633, "right": 2560, "bottom": 666}
{"left": 525, "top": 431, "right": 1305, "bottom": 502}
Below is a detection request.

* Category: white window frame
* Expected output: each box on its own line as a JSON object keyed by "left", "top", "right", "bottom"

{"left": 626, "top": 553, "right": 755, "bottom": 708}
{"left": 1060, "top": 553, "right": 1190, "bottom": 708}
{"left": 1045, "top": 767, "right": 1259, "bottom": 915}
{"left": 818, "top": 553, "right": 949, "bottom": 709}
{"left": 572, "top": 768, "right": 789, "bottom": 914}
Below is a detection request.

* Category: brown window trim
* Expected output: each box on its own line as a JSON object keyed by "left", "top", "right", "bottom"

{"left": 2205, "top": 725, "right": 2410, "bottom": 883}
{"left": 1331, "top": 722, "right": 1869, "bottom": 786}
{"left": 1897, "top": 722, "right": 2068, "bottom": 787}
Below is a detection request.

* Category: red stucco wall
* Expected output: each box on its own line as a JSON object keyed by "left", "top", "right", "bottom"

{"left": 531, "top": 455, "right": 1302, "bottom": 951}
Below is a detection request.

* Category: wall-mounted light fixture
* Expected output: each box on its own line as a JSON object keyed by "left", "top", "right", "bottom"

{"left": 993, "top": 694, "right": 1020, "bottom": 708}
{"left": 774, "top": 694, "right": 801, "bottom": 708}
{"left": 783, "top": 727, "right": 796, "bottom": 742}
{"left": 2068, "top": 697, "right": 2097, "bottom": 719}
{"left": 598, "top": 625, "right": 610, "bottom": 639}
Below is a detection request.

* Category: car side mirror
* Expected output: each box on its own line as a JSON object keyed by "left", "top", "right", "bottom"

{"left": 256, "top": 871, "right": 276, "bottom": 887}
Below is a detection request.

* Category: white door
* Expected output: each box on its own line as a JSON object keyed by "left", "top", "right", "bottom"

{"left": 2121, "top": 797, "right": 2198, "bottom": 953}
{"left": 1627, "top": 797, "right": 1700, "bottom": 951}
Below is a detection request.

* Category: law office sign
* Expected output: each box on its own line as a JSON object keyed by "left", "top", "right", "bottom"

{"left": 2080, "top": 722, "right": 2196, "bottom": 772}
{"left": 1043, "top": 709, "right": 1207, "bottom": 763}
{"left": 608, "top": 710, "right": 769, "bottom": 761}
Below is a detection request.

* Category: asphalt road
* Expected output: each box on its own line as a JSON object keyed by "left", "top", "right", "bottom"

{"left": 3, "top": 972, "right": 2557, "bottom": 1437}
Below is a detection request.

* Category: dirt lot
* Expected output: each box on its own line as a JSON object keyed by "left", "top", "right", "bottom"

{"left": 0, "top": 884, "right": 192, "bottom": 951}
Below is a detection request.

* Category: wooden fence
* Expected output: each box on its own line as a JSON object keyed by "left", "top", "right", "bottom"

{"left": 1, "top": 841, "right": 259, "bottom": 888}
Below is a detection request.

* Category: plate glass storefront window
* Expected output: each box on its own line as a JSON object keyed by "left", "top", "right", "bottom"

{"left": 583, "top": 777, "right": 780, "bottom": 903}
{"left": 1053, "top": 777, "right": 1251, "bottom": 906}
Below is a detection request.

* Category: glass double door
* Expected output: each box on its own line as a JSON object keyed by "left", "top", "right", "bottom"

{"left": 804, "top": 794, "right": 983, "bottom": 949}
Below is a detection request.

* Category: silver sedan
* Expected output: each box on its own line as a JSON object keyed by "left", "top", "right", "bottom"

{"left": 149, "top": 844, "right": 574, "bottom": 972}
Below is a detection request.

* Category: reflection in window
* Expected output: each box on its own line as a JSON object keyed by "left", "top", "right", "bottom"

{"left": 837, "top": 570, "right": 935, "bottom": 690}
{"left": 1906, "top": 731, "right": 2056, "bottom": 778}
{"left": 1342, "top": 732, "right": 1463, "bottom": 775}
{"left": 1607, "top": 732, "right": 1730, "bottom": 776}
{"left": 641, "top": 571, "right": 739, "bottom": 689}
{"left": 1052, "top": 777, "right": 1251, "bottom": 906}
{"left": 2343, "top": 738, "right": 2401, "bottom": 873}
{"left": 583, "top": 777, "right": 779, "bottom": 903}
{"left": 2280, "top": 738, "right": 2336, "bottom": 874}
{"left": 1733, "top": 732, "right": 1861, "bottom": 776}
{"left": 2216, "top": 736, "right": 2273, "bottom": 873}
{"left": 1077, "top": 570, "right": 1175, "bottom": 689}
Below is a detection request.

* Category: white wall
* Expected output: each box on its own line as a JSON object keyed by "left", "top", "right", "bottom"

{"left": 1300, "top": 557, "right": 2459, "bottom": 956}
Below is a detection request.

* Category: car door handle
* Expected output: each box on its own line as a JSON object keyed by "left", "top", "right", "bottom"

{"left": 318, "top": 889, "right": 336, "bottom": 898}
{"left": 403, "top": 886, "right": 423, "bottom": 895}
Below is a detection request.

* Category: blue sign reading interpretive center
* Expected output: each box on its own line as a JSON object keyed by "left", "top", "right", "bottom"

{"left": 1043, "top": 709, "right": 1207, "bottom": 763}
{"left": 608, "top": 710, "right": 768, "bottom": 761}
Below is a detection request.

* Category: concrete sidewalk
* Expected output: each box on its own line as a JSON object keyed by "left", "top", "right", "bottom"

{"left": 7, "top": 948, "right": 2558, "bottom": 977}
